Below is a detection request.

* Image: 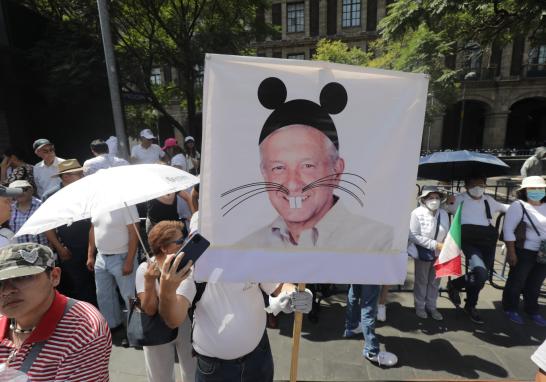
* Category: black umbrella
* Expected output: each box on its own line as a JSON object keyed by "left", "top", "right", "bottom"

{"left": 418, "top": 150, "right": 510, "bottom": 181}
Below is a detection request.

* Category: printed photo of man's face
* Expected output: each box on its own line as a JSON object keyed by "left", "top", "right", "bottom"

{"left": 259, "top": 124, "right": 344, "bottom": 225}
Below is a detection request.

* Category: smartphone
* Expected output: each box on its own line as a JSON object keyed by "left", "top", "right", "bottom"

{"left": 174, "top": 233, "right": 210, "bottom": 272}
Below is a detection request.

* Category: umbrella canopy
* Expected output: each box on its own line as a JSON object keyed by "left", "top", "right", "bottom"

{"left": 418, "top": 150, "right": 510, "bottom": 181}
{"left": 15, "top": 164, "right": 199, "bottom": 237}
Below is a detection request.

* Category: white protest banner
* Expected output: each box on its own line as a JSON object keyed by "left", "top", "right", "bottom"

{"left": 197, "top": 54, "right": 428, "bottom": 284}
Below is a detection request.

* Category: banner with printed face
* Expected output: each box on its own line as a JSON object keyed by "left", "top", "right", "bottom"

{"left": 197, "top": 54, "right": 428, "bottom": 283}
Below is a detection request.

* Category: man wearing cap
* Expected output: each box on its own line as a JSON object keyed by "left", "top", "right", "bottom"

{"left": 183, "top": 136, "right": 200, "bottom": 174}
{"left": 0, "top": 243, "right": 111, "bottom": 380}
{"left": 32, "top": 139, "right": 65, "bottom": 199}
{"left": 0, "top": 186, "right": 21, "bottom": 248}
{"left": 8, "top": 181, "right": 47, "bottom": 246}
{"left": 83, "top": 139, "right": 129, "bottom": 176}
{"left": 130, "top": 129, "right": 165, "bottom": 164}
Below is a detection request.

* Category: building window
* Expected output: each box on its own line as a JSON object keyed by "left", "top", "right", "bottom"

{"left": 150, "top": 68, "right": 161, "bottom": 85}
{"left": 287, "top": 2, "right": 304, "bottom": 33}
{"left": 310, "top": 0, "right": 320, "bottom": 37}
{"left": 342, "top": 0, "right": 360, "bottom": 28}
{"left": 366, "top": 0, "right": 377, "bottom": 31}
{"left": 464, "top": 42, "right": 482, "bottom": 73}
{"left": 287, "top": 53, "right": 305, "bottom": 60}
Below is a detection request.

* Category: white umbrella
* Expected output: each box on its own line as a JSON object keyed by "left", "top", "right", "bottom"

{"left": 15, "top": 164, "right": 199, "bottom": 237}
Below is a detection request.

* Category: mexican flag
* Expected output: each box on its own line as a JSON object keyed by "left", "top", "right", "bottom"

{"left": 434, "top": 204, "right": 463, "bottom": 278}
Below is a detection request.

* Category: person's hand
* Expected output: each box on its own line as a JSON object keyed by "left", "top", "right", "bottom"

{"left": 58, "top": 246, "right": 72, "bottom": 261}
{"left": 0, "top": 156, "right": 10, "bottom": 169}
{"left": 160, "top": 253, "right": 192, "bottom": 294}
{"left": 86, "top": 257, "right": 95, "bottom": 272}
{"left": 122, "top": 257, "right": 135, "bottom": 276}
{"left": 435, "top": 242, "right": 444, "bottom": 252}
{"left": 506, "top": 247, "right": 518, "bottom": 267}
{"left": 144, "top": 259, "right": 161, "bottom": 281}
{"left": 266, "top": 288, "right": 314, "bottom": 315}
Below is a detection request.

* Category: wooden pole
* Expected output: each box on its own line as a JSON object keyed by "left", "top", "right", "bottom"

{"left": 289, "top": 283, "right": 306, "bottom": 382}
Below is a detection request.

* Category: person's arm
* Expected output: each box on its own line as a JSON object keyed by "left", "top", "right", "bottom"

{"left": 0, "top": 156, "right": 10, "bottom": 183}
{"left": 177, "top": 190, "right": 195, "bottom": 214}
{"left": 502, "top": 202, "right": 520, "bottom": 266}
{"left": 87, "top": 226, "right": 96, "bottom": 271}
{"left": 46, "top": 229, "right": 72, "bottom": 261}
{"left": 521, "top": 158, "right": 531, "bottom": 177}
{"left": 138, "top": 261, "right": 161, "bottom": 316}
{"left": 158, "top": 253, "right": 193, "bottom": 328}
{"left": 123, "top": 223, "right": 139, "bottom": 276}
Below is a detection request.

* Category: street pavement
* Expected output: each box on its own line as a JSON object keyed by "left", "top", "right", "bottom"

{"left": 109, "top": 256, "right": 546, "bottom": 381}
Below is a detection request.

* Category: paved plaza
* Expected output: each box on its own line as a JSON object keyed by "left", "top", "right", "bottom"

{"left": 109, "top": 257, "right": 546, "bottom": 381}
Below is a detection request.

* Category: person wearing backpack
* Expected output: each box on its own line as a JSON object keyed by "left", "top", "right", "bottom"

{"left": 502, "top": 176, "right": 546, "bottom": 326}
{"left": 408, "top": 186, "right": 450, "bottom": 320}
{"left": 446, "top": 176, "right": 509, "bottom": 324}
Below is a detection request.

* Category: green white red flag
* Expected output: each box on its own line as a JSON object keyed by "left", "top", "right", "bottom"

{"left": 434, "top": 204, "right": 463, "bottom": 278}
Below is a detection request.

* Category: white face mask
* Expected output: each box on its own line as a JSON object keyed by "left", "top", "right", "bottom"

{"left": 425, "top": 199, "right": 441, "bottom": 211}
{"left": 468, "top": 186, "right": 485, "bottom": 198}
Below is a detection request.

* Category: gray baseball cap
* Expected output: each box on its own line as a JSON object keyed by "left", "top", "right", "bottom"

{"left": 0, "top": 186, "right": 22, "bottom": 198}
{"left": 0, "top": 243, "right": 56, "bottom": 281}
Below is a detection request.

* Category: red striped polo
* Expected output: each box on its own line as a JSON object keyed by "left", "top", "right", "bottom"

{"left": 0, "top": 291, "right": 112, "bottom": 381}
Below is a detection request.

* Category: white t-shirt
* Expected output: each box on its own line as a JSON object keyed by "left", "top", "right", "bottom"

{"left": 532, "top": 340, "right": 546, "bottom": 371}
{"left": 170, "top": 154, "right": 187, "bottom": 171}
{"left": 91, "top": 205, "right": 139, "bottom": 254}
{"left": 186, "top": 151, "right": 200, "bottom": 172}
{"left": 503, "top": 201, "right": 546, "bottom": 251}
{"left": 131, "top": 144, "right": 165, "bottom": 164}
{"left": 33, "top": 157, "right": 65, "bottom": 198}
{"left": 176, "top": 272, "right": 278, "bottom": 360}
{"left": 446, "top": 193, "right": 508, "bottom": 226}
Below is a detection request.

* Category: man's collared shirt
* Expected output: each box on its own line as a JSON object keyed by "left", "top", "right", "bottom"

{"left": 83, "top": 154, "right": 129, "bottom": 176}
{"left": 33, "top": 157, "right": 64, "bottom": 198}
{"left": 241, "top": 199, "right": 394, "bottom": 251}
{"left": 130, "top": 144, "right": 165, "bottom": 164}
{"left": 9, "top": 197, "right": 47, "bottom": 245}
{"left": 0, "top": 291, "right": 111, "bottom": 381}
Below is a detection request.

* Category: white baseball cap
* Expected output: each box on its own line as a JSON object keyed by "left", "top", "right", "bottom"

{"left": 184, "top": 136, "right": 195, "bottom": 143}
{"left": 140, "top": 129, "right": 156, "bottom": 140}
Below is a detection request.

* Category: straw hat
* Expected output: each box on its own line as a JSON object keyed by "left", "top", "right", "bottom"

{"left": 51, "top": 159, "right": 83, "bottom": 177}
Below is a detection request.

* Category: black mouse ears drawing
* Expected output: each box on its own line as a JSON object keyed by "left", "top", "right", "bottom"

{"left": 257, "top": 77, "right": 348, "bottom": 150}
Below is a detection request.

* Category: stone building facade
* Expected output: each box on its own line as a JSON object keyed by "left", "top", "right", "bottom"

{"left": 254, "top": 0, "right": 546, "bottom": 151}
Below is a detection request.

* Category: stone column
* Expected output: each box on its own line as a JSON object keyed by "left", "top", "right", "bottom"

{"left": 482, "top": 111, "right": 510, "bottom": 149}
{"left": 423, "top": 113, "right": 445, "bottom": 151}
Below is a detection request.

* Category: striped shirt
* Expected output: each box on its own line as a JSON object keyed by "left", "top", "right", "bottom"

{"left": 10, "top": 198, "right": 48, "bottom": 245}
{"left": 0, "top": 292, "right": 111, "bottom": 381}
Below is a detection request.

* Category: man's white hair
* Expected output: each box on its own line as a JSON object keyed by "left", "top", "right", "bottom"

{"left": 259, "top": 125, "right": 339, "bottom": 172}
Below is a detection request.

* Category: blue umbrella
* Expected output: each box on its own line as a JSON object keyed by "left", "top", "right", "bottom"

{"left": 418, "top": 150, "right": 510, "bottom": 181}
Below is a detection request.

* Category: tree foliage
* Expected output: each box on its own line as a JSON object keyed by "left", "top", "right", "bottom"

{"left": 312, "top": 39, "right": 370, "bottom": 66}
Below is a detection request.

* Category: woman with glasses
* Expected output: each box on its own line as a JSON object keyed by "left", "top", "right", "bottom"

{"left": 135, "top": 220, "right": 196, "bottom": 382}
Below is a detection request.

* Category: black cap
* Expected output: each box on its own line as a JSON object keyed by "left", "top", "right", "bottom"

{"left": 257, "top": 77, "right": 347, "bottom": 149}
{"left": 0, "top": 186, "right": 22, "bottom": 198}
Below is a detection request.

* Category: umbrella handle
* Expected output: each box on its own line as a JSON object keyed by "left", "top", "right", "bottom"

{"left": 124, "top": 203, "right": 151, "bottom": 262}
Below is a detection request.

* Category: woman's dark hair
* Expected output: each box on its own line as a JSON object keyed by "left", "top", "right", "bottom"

{"left": 3, "top": 147, "right": 26, "bottom": 161}
{"left": 168, "top": 145, "right": 183, "bottom": 156}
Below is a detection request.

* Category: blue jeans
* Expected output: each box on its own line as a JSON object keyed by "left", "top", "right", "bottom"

{"left": 502, "top": 248, "right": 546, "bottom": 315}
{"left": 451, "top": 243, "right": 495, "bottom": 308}
{"left": 94, "top": 252, "right": 137, "bottom": 328}
{"left": 345, "top": 284, "right": 380, "bottom": 356}
{"left": 195, "top": 331, "right": 273, "bottom": 382}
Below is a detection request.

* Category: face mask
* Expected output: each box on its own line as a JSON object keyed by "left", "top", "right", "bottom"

{"left": 425, "top": 199, "right": 440, "bottom": 211}
{"left": 527, "top": 190, "right": 546, "bottom": 202}
{"left": 468, "top": 186, "right": 484, "bottom": 198}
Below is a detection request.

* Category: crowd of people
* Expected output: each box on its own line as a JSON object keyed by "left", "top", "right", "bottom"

{"left": 0, "top": 129, "right": 544, "bottom": 381}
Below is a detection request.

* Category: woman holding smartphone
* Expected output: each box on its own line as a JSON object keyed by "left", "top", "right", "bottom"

{"left": 136, "top": 220, "right": 196, "bottom": 381}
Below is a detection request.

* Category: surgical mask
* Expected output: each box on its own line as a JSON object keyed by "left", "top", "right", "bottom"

{"left": 527, "top": 190, "right": 546, "bottom": 201}
{"left": 468, "top": 186, "right": 484, "bottom": 198}
{"left": 425, "top": 199, "right": 441, "bottom": 211}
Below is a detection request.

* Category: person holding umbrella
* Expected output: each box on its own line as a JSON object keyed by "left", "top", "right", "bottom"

{"left": 502, "top": 176, "right": 546, "bottom": 326}
{"left": 446, "top": 176, "right": 509, "bottom": 324}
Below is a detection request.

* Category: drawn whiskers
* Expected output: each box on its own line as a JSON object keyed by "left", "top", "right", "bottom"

{"left": 302, "top": 173, "right": 366, "bottom": 207}
{"left": 221, "top": 182, "right": 288, "bottom": 217}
